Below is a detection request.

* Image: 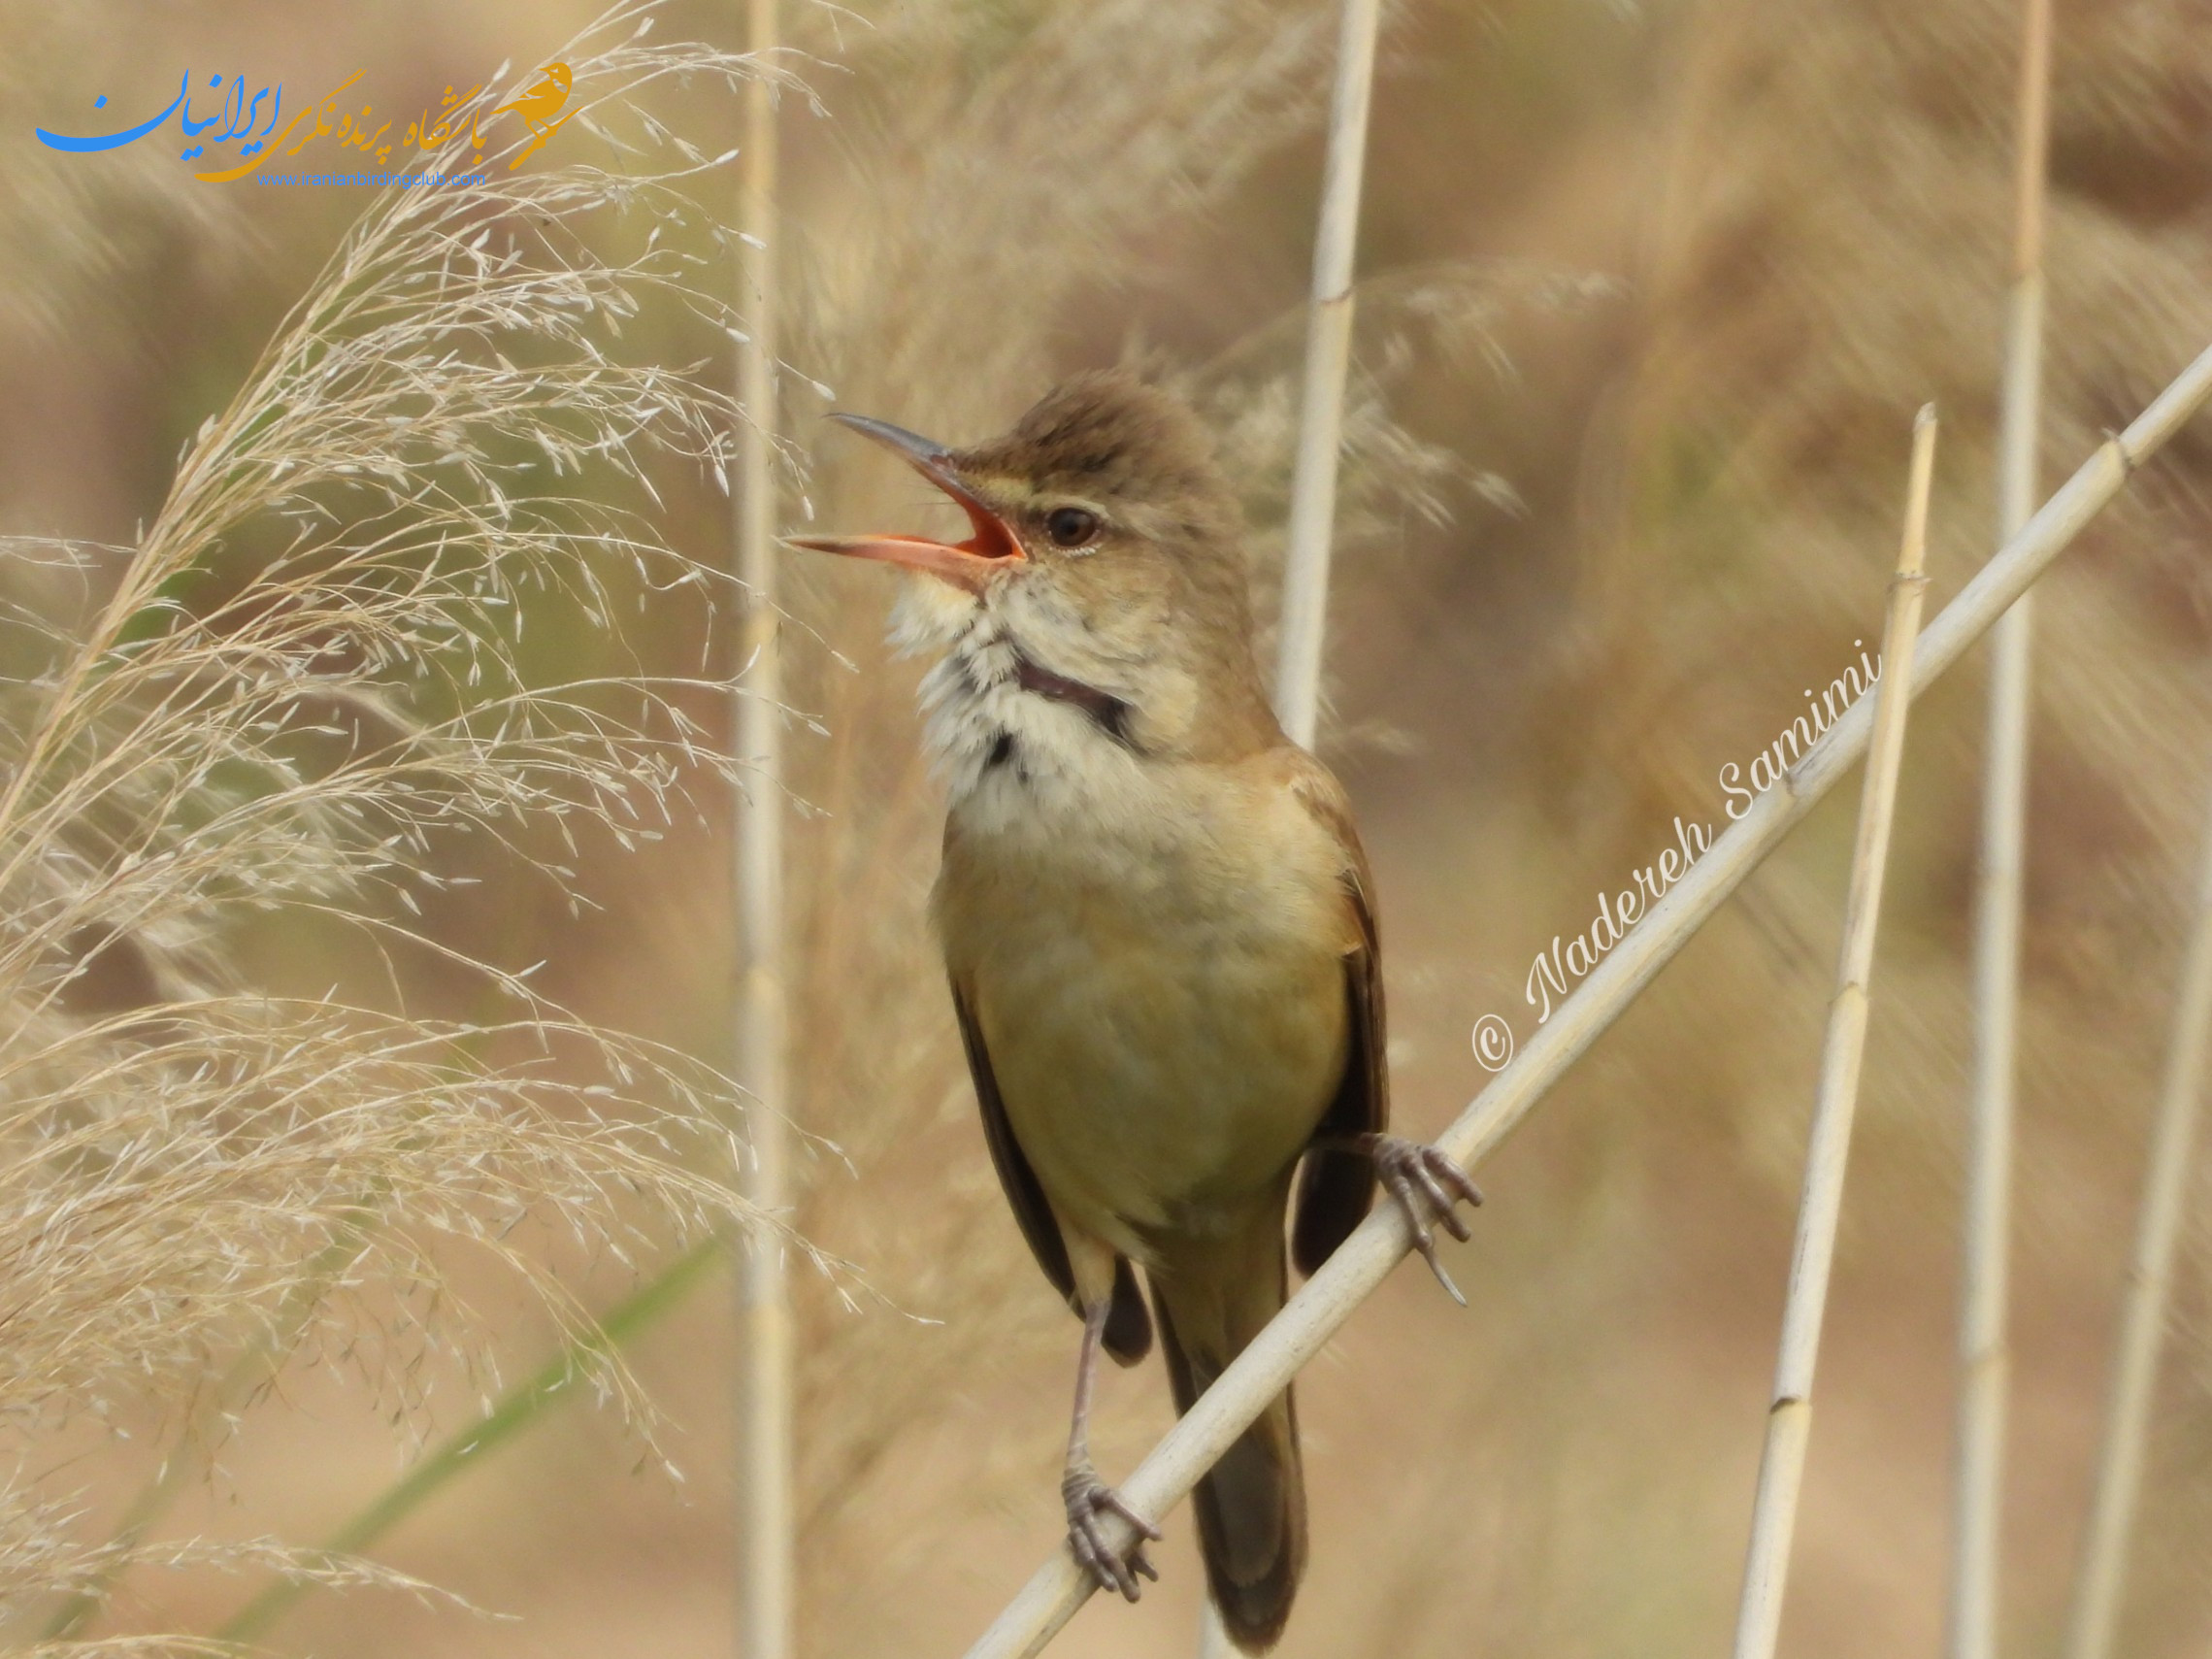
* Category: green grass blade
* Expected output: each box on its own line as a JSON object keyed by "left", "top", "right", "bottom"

{"left": 213, "top": 1235, "right": 728, "bottom": 1646}
{"left": 45, "top": 1205, "right": 383, "bottom": 1642}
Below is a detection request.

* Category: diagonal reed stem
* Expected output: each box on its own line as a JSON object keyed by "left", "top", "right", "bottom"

{"left": 211, "top": 1234, "right": 726, "bottom": 1646}
{"left": 1271, "top": 0, "right": 1384, "bottom": 749}
{"left": 958, "top": 345, "right": 2212, "bottom": 1659}
{"left": 731, "top": 1, "right": 794, "bottom": 1656}
{"left": 1731, "top": 407, "right": 1937, "bottom": 1659}
{"left": 2060, "top": 788, "right": 2212, "bottom": 1659}
{"left": 1952, "top": 5, "right": 2052, "bottom": 1655}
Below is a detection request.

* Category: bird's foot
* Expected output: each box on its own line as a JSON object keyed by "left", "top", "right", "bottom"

{"left": 1062, "top": 1461, "right": 1161, "bottom": 1601}
{"left": 1363, "top": 1133, "right": 1484, "bottom": 1305}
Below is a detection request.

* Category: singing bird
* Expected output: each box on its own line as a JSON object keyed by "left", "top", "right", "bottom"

{"left": 791, "top": 372, "right": 1479, "bottom": 1650}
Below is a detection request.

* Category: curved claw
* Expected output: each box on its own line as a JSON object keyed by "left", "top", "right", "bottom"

{"left": 1063, "top": 1465, "right": 1161, "bottom": 1601}
{"left": 1367, "top": 1135, "right": 1483, "bottom": 1306}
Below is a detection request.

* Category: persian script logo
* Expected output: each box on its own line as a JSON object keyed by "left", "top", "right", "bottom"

{"left": 35, "top": 62, "right": 575, "bottom": 182}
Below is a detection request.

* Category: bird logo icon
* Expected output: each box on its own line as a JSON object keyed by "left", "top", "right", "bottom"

{"left": 491, "top": 62, "right": 572, "bottom": 168}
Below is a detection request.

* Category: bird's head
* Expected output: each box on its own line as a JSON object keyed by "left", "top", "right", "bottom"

{"left": 791, "top": 371, "right": 1275, "bottom": 759}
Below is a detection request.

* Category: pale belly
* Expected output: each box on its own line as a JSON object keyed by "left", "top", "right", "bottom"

{"left": 938, "top": 775, "right": 1352, "bottom": 1260}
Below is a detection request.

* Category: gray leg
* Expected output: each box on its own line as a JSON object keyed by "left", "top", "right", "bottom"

{"left": 1061, "top": 1298, "right": 1162, "bottom": 1600}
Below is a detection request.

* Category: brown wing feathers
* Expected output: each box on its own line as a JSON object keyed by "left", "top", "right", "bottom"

{"left": 1290, "top": 872, "right": 1385, "bottom": 1277}
{"left": 1287, "top": 758, "right": 1386, "bottom": 1277}
{"left": 950, "top": 978, "right": 1152, "bottom": 1364}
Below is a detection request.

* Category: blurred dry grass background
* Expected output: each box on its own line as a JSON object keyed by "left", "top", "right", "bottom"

{"left": 4, "top": 0, "right": 2212, "bottom": 1655}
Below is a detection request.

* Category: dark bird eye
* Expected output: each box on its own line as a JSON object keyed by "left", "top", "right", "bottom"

{"left": 1043, "top": 506, "right": 1101, "bottom": 548}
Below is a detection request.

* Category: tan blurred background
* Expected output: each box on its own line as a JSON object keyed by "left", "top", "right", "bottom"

{"left": 6, "top": 0, "right": 2212, "bottom": 1654}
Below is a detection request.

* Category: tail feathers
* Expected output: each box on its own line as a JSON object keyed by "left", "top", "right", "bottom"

{"left": 1153, "top": 1275, "right": 1305, "bottom": 1651}
{"left": 1103, "top": 1254, "right": 1152, "bottom": 1366}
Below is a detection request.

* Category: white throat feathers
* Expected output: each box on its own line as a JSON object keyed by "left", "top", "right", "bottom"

{"left": 891, "top": 576, "right": 1149, "bottom": 818}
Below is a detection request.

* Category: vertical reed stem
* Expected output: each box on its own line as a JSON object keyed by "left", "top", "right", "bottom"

{"left": 1731, "top": 408, "right": 1938, "bottom": 1659}
{"left": 1271, "top": 0, "right": 1384, "bottom": 747}
{"left": 733, "top": 9, "right": 793, "bottom": 1657}
{"left": 1951, "top": 6, "right": 2051, "bottom": 1656}
{"left": 2061, "top": 785, "right": 2212, "bottom": 1659}
{"left": 1240, "top": 0, "right": 1384, "bottom": 1641}
{"left": 1234, "top": 0, "right": 1385, "bottom": 1642}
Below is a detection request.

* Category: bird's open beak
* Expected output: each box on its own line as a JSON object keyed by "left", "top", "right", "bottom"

{"left": 787, "top": 415, "right": 1025, "bottom": 593}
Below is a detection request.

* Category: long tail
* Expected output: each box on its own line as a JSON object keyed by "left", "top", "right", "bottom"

{"left": 1151, "top": 1216, "right": 1305, "bottom": 1653}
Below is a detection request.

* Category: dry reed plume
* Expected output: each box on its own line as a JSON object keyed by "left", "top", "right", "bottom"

{"left": 0, "top": 6, "right": 808, "bottom": 1644}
